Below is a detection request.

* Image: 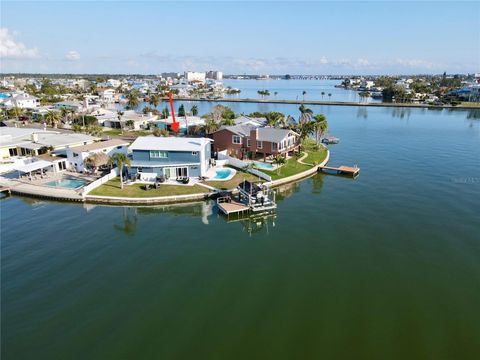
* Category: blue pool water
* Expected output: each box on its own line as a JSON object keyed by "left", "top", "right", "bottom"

{"left": 253, "top": 161, "right": 275, "bottom": 170}
{"left": 45, "top": 178, "right": 87, "bottom": 189}
{"left": 212, "top": 168, "right": 233, "bottom": 180}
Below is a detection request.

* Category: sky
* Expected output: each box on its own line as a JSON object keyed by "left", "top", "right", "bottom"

{"left": 0, "top": 1, "right": 479, "bottom": 75}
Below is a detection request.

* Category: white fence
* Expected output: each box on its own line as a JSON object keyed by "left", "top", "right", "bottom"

{"left": 82, "top": 168, "right": 118, "bottom": 197}
{"left": 218, "top": 152, "right": 272, "bottom": 182}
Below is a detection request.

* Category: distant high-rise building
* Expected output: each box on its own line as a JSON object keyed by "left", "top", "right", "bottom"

{"left": 185, "top": 71, "right": 206, "bottom": 83}
{"left": 206, "top": 71, "right": 223, "bottom": 81}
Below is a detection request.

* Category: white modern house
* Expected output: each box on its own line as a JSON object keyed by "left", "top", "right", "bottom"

{"left": 0, "top": 127, "right": 96, "bottom": 160}
{"left": 66, "top": 139, "right": 129, "bottom": 172}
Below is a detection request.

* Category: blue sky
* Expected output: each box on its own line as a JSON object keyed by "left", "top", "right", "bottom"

{"left": 1, "top": 1, "right": 479, "bottom": 74}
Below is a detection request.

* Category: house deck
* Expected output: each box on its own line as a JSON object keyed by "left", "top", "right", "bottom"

{"left": 217, "top": 199, "right": 250, "bottom": 215}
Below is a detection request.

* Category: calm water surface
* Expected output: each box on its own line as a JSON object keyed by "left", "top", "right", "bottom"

{"left": 2, "top": 105, "right": 480, "bottom": 359}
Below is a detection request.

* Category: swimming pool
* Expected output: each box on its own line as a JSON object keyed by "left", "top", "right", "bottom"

{"left": 253, "top": 161, "right": 275, "bottom": 170}
{"left": 45, "top": 178, "right": 88, "bottom": 189}
{"left": 211, "top": 168, "right": 236, "bottom": 181}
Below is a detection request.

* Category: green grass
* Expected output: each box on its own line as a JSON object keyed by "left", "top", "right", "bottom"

{"left": 204, "top": 168, "right": 259, "bottom": 190}
{"left": 88, "top": 178, "right": 210, "bottom": 198}
{"left": 304, "top": 147, "right": 328, "bottom": 165}
{"left": 102, "top": 129, "right": 151, "bottom": 137}
{"left": 262, "top": 158, "right": 311, "bottom": 180}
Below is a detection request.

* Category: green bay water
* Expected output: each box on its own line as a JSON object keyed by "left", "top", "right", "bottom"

{"left": 2, "top": 106, "right": 480, "bottom": 359}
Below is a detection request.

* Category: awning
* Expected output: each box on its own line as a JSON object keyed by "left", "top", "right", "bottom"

{"left": 14, "top": 160, "right": 53, "bottom": 173}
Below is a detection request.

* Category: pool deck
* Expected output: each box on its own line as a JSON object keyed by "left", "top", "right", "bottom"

{"left": 0, "top": 171, "right": 97, "bottom": 202}
{"left": 0, "top": 178, "right": 84, "bottom": 201}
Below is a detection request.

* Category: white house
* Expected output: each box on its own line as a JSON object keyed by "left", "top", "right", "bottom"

{"left": 0, "top": 127, "right": 96, "bottom": 160}
{"left": 66, "top": 138, "right": 129, "bottom": 172}
{"left": 102, "top": 110, "right": 157, "bottom": 130}
{"left": 98, "top": 88, "right": 116, "bottom": 103}
{"left": 90, "top": 109, "right": 119, "bottom": 126}
{"left": 11, "top": 92, "right": 38, "bottom": 109}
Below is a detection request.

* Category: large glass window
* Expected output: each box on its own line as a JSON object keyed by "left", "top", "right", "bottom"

{"left": 272, "top": 142, "right": 278, "bottom": 151}
{"left": 257, "top": 141, "right": 263, "bottom": 149}
{"left": 232, "top": 135, "right": 241, "bottom": 144}
{"left": 150, "top": 150, "right": 168, "bottom": 158}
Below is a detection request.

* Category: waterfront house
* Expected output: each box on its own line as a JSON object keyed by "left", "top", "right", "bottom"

{"left": 66, "top": 139, "right": 129, "bottom": 172}
{"left": 0, "top": 127, "right": 96, "bottom": 160}
{"left": 212, "top": 124, "right": 299, "bottom": 160}
{"left": 128, "top": 136, "right": 212, "bottom": 180}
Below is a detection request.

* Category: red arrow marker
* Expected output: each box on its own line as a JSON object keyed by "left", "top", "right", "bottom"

{"left": 168, "top": 91, "right": 179, "bottom": 133}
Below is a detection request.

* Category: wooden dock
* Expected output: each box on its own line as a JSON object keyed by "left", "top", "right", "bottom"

{"left": 319, "top": 165, "right": 360, "bottom": 177}
{"left": 0, "top": 186, "right": 11, "bottom": 196}
{"left": 217, "top": 198, "right": 250, "bottom": 215}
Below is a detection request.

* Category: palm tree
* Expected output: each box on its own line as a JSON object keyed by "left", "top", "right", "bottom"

{"left": 313, "top": 114, "right": 328, "bottom": 142}
{"left": 328, "top": 93, "right": 332, "bottom": 101}
{"left": 45, "top": 110, "right": 61, "bottom": 128}
{"left": 203, "top": 118, "right": 220, "bottom": 135}
{"left": 126, "top": 90, "right": 140, "bottom": 109}
{"left": 298, "top": 104, "right": 313, "bottom": 124}
{"left": 297, "top": 120, "right": 315, "bottom": 142}
{"left": 190, "top": 105, "right": 198, "bottom": 116}
{"left": 274, "top": 91, "right": 278, "bottom": 98}
{"left": 266, "top": 112, "right": 284, "bottom": 127}
{"left": 149, "top": 94, "right": 160, "bottom": 109}
{"left": 273, "top": 155, "right": 286, "bottom": 175}
{"left": 108, "top": 153, "right": 131, "bottom": 190}
{"left": 321, "top": 91, "right": 325, "bottom": 100}
{"left": 302, "top": 90, "right": 307, "bottom": 101}
{"left": 221, "top": 118, "right": 235, "bottom": 126}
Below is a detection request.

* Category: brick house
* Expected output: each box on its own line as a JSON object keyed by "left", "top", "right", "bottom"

{"left": 212, "top": 124, "right": 300, "bottom": 160}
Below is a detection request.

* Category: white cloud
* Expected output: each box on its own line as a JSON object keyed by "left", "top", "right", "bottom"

{"left": 0, "top": 28, "right": 39, "bottom": 59}
{"left": 394, "top": 58, "right": 438, "bottom": 69}
{"left": 65, "top": 50, "right": 80, "bottom": 61}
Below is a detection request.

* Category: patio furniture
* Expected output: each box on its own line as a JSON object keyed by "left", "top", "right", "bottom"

{"left": 143, "top": 184, "right": 151, "bottom": 191}
{"left": 157, "top": 176, "right": 166, "bottom": 183}
{"left": 154, "top": 182, "right": 160, "bottom": 189}
{"left": 182, "top": 177, "right": 190, "bottom": 184}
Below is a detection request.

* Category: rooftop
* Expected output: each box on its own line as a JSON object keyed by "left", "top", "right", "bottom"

{"left": 70, "top": 139, "right": 130, "bottom": 153}
{"left": 129, "top": 136, "right": 212, "bottom": 152}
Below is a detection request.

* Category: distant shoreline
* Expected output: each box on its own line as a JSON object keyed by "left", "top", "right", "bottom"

{"left": 166, "top": 97, "right": 480, "bottom": 110}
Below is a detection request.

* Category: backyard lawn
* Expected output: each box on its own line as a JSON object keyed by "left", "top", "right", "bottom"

{"left": 261, "top": 142, "right": 328, "bottom": 181}
{"left": 304, "top": 147, "right": 328, "bottom": 165}
{"left": 88, "top": 178, "right": 210, "bottom": 198}
{"left": 262, "top": 158, "right": 311, "bottom": 180}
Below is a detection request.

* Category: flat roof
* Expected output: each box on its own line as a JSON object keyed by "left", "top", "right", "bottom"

{"left": 13, "top": 160, "right": 53, "bottom": 173}
{"left": 129, "top": 136, "right": 212, "bottom": 152}
{"left": 70, "top": 139, "right": 129, "bottom": 153}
